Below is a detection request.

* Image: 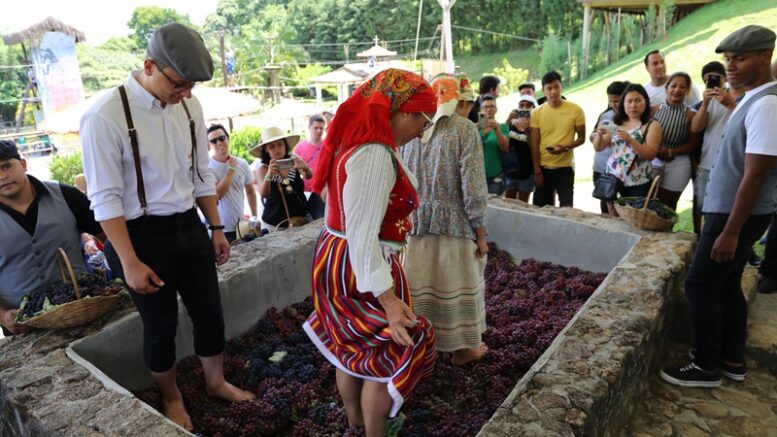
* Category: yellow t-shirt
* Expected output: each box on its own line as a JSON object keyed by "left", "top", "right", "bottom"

{"left": 530, "top": 100, "right": 585, "bottom": 168}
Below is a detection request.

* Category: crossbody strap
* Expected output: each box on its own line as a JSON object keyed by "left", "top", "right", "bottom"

{"left": 118, "top": 85, "right": 147, "bottom": 214}
{"left": 180, "top": 100, "right": 204, "bottom": 184}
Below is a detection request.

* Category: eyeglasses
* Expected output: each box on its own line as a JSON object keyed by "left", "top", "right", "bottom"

{"left": 420, "top": 112, "right": 434, "bottom": 131}
{"left": 153, "top": 60, "right": 196, "bottom": 93}
{"left": 209, "top": 135, "right": 227, "bottom": 145}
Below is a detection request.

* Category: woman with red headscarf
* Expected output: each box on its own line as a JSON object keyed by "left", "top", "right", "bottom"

{"left": 303, "top": 69, "right": 437, "bottom": 436}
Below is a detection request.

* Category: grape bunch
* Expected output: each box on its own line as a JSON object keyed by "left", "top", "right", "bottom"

{"left": 133, "top": 245, "right": 605, "bottom": 436}
{"left": 16, "top": 274, "right": 126, "bottom": 320}
{"left": 619, "top": 197, "right": 676, "bottom": 220}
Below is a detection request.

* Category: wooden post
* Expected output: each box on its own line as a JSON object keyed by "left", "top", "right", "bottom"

{"left": 219, "top": 30, "right": 228, "bottom": 87}
{"left": 581, "top": 3, "right": 592, "bottom": 80}
{"left": 615, "top": 8, "right": 622, "bottom": 61}
{"left": 605, "top": 11, "right": 612, "bottom": 66}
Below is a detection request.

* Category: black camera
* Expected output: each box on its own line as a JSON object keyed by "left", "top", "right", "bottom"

{"left": 706, "top": 74, "right": 722, "bottom": 89}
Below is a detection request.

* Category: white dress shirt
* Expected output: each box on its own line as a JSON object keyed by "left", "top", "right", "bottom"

{"left": 341, "top": 144, "right": 417, "bottom": 296}
{"left": 645, "top": 81, "right": 701, "bottom": 106}
{"left": 80, "top": 72, "right": 216, "bottom": 221}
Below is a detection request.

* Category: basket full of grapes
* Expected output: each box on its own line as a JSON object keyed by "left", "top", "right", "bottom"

{"left": 15, "top": 248, "right": 127, "bottom": 329}
{"left": 614, "top": 176, "right": 677, "bottom": 231}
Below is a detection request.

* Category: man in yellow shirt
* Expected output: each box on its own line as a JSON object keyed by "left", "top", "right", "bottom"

{"left": 530, "top": 71, "right": 586, "bottom": 207}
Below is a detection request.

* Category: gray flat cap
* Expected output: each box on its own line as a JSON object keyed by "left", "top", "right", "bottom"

{"left": 148, "top": 23, "right": 214, "bottom": 82}
{"left": 716, "top": 25, "right": 776, "bottom": 53}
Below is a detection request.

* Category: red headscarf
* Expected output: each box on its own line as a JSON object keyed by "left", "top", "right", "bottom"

{"left": 311, "top": 68, "right": 437, "bottom": 193}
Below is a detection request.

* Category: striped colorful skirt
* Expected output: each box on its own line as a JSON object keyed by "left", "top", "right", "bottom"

{"left": 303, "top": 229, "right": 436, "bottom": 418}
{"left": 404, "top": 234, "right": 487, "bottom": 352}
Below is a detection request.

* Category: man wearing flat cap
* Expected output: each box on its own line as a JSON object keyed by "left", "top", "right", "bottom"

{"left": 0, "top": 140, "right": 102, "bottom": 336}
{"left": 661, "top": 25, "right": 777, "bottom": 388}
{"left": 80, "top": 23, "right": 254, "bottom": 430}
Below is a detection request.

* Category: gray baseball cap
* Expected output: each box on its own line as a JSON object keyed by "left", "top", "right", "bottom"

{"left": 715, "top": 25, "right": 776, "bottom": 54}
{"left": 147, "top": 23, "right": 214, "bottom": 82}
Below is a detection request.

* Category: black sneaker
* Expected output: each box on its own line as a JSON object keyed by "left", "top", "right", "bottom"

{"left": 756, "top": 275, "right": 777, "bottom": 294}
{"left": 687, "top": 349, "right": 747, "bottom": 381}
{"left": 660, "top": 363, "right": 721, "bottom": 388}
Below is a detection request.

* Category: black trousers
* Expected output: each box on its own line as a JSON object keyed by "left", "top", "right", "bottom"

{"left": 533, "top": 167, "right": 574, "bottom": 207}
{"left": 307, "top": 192, "right": 326, "bottom": 220}
{"left": 759, "top": 214, "right": 777, "bottom": 278}
{"left": 105, "top": 209, "right": 225, "bottom": 372}
{"left": 592, "top": 171, "right": 608, "bottom": 214}
{"left": 685, "top": 213, "right": 771, "bottom": 370}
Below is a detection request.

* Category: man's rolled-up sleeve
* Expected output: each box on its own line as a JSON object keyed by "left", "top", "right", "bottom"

{"left": 80, "top": 112, "right": 127, "bottom": 221}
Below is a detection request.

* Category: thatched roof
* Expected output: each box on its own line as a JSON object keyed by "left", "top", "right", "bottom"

{"left": 3, "top": 16, "right": 86, "bottom": 47}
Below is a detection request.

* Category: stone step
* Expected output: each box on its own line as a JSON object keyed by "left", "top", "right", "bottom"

{"left": 747, "top": 291, "right": 777, "bottom": 372}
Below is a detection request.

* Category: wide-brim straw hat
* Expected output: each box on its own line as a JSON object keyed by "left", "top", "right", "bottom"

{"left": 249, "top": 126, "right": 300, "bottom": 157}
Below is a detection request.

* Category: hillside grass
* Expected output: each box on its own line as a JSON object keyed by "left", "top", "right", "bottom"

{"left": 457, "top": 47, "right": 541, "bottom": 82}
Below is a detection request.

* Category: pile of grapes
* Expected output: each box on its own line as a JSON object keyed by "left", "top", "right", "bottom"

{"left": 616, "top": 197, "right": 677, "bottom": 220}
{"left": 134, "top": 245, "right": 605, "bottom": 436}
{"left": 16, "top": 274, "right": 126, "bottom": 322}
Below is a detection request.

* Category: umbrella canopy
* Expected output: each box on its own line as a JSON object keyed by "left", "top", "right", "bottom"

{"left": 356, "top": 44, "right": 397, "bottom": 58}
{"left": 38, "top": 86, "right": 262, "bottom": 134}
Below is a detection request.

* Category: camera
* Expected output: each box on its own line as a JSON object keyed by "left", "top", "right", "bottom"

{"left": 517, "top": 110, "right": 531, "bottom": 118}
{"left": 706, "top": 74, "right": 722, "bottom": 89}
{"left": 477, "top": 112, "right": 488, "bottom": 129}
{"left": 276, "top": 158, "right": 295, "bottom": 170}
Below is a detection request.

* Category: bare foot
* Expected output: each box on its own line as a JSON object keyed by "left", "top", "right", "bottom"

{"left": 451, "top": 344, "right": 488, "bottom": 366}
{"left": 206, "top": 381, "right": 256, "bottom": 402}
{"left": 162, "top": 398, "right": 193, "bottom": 431}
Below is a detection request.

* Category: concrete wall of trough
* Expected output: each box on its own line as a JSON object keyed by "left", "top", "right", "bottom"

{"left": 0, "top": 201, "right": 695, "bottom": 436}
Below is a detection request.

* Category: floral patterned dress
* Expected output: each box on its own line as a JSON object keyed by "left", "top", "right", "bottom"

{"left": 605, "top": 124, "right": 652, "bottom": 187}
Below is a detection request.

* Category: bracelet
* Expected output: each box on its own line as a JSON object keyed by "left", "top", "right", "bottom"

{"left": 208, "top": 225, "right": 225, "bottom": 231}
{"left": 228, "top": 165, "right": 236, "bottom": 171}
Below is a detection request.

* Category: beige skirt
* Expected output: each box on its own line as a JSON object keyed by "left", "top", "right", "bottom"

{"left": 404, "top": 234, "right": 487, "bottom": 352}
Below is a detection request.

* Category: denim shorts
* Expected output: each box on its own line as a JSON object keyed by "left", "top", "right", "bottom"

{"left": 505, "top": 175, "right": 534, "bottom": 192}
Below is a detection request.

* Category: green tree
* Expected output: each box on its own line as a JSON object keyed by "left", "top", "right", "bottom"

{"left": 541, "top": 0, "right": 582, "bottom": 39}
{"left": 0, "top": 41, "right": 26, "bottom": 125}
{"left": 77, "top": 44, "right": 143, "bottom": 94}
{"left": 229, "top": 126, "right": 262, "bottom": 163}
{"left": 127, "top": 6, "right": 193, "bottom": 51}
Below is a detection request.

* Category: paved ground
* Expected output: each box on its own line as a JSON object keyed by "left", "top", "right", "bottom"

{"left": 629, "top": 291, "right": 777, "bottom": 437}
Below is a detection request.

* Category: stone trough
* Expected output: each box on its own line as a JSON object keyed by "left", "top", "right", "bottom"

{"left": 0, "top": 199, "right": 695, "bottom": 436}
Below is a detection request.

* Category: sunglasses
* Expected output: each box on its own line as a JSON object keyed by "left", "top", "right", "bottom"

{"left": 153, "top": 60, "right": 196, "bottom": 93}
{"left": 420, "top": 112, "right": 434, "bottom": 131}
{"left": 209, "top": 135, "right": 227, "bottom": 145}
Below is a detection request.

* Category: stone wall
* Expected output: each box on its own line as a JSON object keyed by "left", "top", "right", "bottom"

{"left": 478, "top": 199, "right": 696, "bottom": 437}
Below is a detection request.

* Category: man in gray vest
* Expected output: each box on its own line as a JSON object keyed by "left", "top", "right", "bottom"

{"left": 0, "top": 140, "right": 102, "bottom": 335}
{"left": 661, "top": 25, "right": 777, "bottom": 388}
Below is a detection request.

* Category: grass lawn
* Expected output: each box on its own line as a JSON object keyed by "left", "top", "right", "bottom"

{"left": 456, "top": 47, "right": 541, "bottom": 83}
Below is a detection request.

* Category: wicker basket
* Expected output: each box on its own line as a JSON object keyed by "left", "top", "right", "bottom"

{"left": 17, "top": 248, "right": 126, "bottom": 329}
{"left": 614, "top": 176, "right": 678, "bottom": 231}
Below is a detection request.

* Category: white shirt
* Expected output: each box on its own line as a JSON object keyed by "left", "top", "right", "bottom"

{"left": 81, "top": 72, "right": 216, "bottom": 221}
{"left": 341, "top": 144, "right": 417, "bottom": 296}
{"left": 592, "top": 109, "right": 614, "bottom": 173}
{"left": 733, "top": 80, "right": 777, "bottom": 157}
{"left": 699, "top": 99, "right": 732, "bottom": 170}
{"left": 645, "top": 81, "right": 701, "bottom": 106}
{"left": 209, "top": 156, "right": 254, "bottom": 232}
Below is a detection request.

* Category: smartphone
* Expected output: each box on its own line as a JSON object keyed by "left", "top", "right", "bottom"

{"left": 600, "top": 119, "right": 618, "bottom": 134}
{"left": 477, "top": 112, "right": 488, "bottom": 129}
{"left": 276, "top": 158, "right": 295, "bottom": 170}
{"left": 706, "top": 74, "right": 721, "bottom": 89}
{"left": 517, "top": 110, "right": 531, "bottom": 118}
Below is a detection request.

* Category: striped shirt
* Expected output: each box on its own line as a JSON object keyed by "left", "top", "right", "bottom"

{"left": 653, "top": 103, "right": 690, "bottom": 149}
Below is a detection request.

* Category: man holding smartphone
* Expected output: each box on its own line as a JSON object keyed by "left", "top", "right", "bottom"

{"left": 530, "top": 71, "right": 586, "bottom": 208}
{"left": 478, "top": 95, "right": 509, "bottom": 195}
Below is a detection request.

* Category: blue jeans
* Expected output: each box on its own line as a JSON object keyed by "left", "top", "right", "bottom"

{"left": 487, "top": 176, "right": 504, "bottom": 195}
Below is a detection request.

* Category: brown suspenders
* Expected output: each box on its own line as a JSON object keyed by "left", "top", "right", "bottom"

{"left": 117, "top": 85, "right": 202, "bottom": 215}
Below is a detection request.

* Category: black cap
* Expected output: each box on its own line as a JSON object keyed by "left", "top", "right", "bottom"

{"left": 147, "top": 23, "right": 214, "bottom": 82}
{"left": 0, "top": 140, "right": 20, "bottom": 161}
{"left": 716, "top": 25, "right": 776, "bottom": 54}
{"left": 518, "top": 82, "right": 535, "bottom": 91}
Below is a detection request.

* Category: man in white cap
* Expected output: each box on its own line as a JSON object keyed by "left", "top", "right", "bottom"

{"left": 661, "top": 24, "right": 777, "bottom": 388}
{"left": 80, "top": 23, "right": 254, "bottom": 430}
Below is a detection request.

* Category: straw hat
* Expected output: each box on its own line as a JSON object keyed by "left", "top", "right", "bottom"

{"left": 249, "top": 126, "right": 300, "bottom": 158}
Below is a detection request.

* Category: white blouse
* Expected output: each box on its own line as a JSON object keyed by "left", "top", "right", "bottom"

{"left": 341, "top": 143, "right": 417, "bottom": 297}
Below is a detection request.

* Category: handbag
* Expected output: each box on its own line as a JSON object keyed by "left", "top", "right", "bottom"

{"left": 592, "top": 121, "right": 653, "bottom": 201}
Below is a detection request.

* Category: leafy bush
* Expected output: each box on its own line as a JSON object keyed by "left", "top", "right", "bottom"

{"left": 539, "top": 34, "right": 570, "bottom": 81}
{"left": 48, "top": 151, "right": 83, "bottom": 185}
{"left": 229, "top": 126, "right": 262, "bottom": 164}
{"left": 489, "top": 59, "right": 530, "bottom": 95}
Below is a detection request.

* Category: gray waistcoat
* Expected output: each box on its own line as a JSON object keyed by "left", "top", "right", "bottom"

{"left": 0, "top": 181, "right": 86, "bottom": 308}
{"left": 703, "top": 84, "right": 777, "bottom": 215}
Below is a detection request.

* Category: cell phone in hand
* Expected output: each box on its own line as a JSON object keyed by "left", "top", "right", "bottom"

{"left": 601, "top": 120, "right": 618, "bottom": 134}
{"left": 517, "top": 110, "right": 531, "bottom": 118}
{"left": 477, "top": 112, "right": 488, "bottom": 129}
{"left": 706, "top": 74, "right": 721, "bottom": 89}
{"left": 276, "top": 158, "right": 295, "bottom": 170}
